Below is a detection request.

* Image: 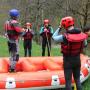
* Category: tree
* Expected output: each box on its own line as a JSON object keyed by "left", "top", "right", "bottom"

{"left": 68, "top": 0, "right": 90, "bottom": 28}
{"left": 0, "top": 0, "right": 90, "bottom": 40}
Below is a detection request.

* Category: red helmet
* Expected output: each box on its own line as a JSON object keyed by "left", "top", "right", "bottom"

{"left": 44, "top": 19, "right": 49, "bottom": 24}
{"left": 61, "top": 16, "right": 74, "bottom": 29}
{"left": 26, "top": 22, "right": 32, "bottom": 27}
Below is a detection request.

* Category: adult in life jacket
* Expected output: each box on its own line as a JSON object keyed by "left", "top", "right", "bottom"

{"left": 52, "top": 16, "right": 87, "bottom": 90}
{"left": 4, "top": 9, "right": 25, "bottom": 72}
{"left": 23, "top": 22, "right": 34, "bottom": 57}
{"left": 83, "top": 26, "right": 90, "bottom": 56}
{"left": 39, "top": 19, "right": 54, "bottom": 56}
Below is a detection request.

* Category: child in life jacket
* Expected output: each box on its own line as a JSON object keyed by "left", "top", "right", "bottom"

{"left": 23, "top": 22, "right": 34, "bottom": 57}
{"left": 83, "top": 26, "right": 90, "bottom": 56}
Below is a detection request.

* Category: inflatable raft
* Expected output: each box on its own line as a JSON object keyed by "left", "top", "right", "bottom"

{"left": 0, "top": 54, "right": 90, "bottom": 90}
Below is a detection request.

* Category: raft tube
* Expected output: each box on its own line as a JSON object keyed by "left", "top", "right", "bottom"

{"left": 0, "top": 54, "right": 90, "bottom": 90}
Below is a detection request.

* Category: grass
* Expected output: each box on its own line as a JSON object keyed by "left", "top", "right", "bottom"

{"left": 0, "top": 36, "right": 90, "bottom": 90}
{"left": 0, "top": 36, "right": 61, "bottom": 57}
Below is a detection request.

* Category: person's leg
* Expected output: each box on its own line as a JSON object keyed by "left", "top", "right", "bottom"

{"left": 73, "top": 68, "right": 82, "bottom": 90}
{"left": 9, "top": 40, "right": 20, "bottom": 72}
{"left": 28, "top": 40, "right": 32, "bottom": 57}
{"left": 63, "top": 56, "right": 73, "bottom": 90}
{"left": 9, "top": 42, "right": 17, "bottom": 72}
{"left": 72, "top": 56, "right": 82, "bottom": 90}
{"left": 16, "top": 40, "right": 19, "bottom": 61}
{"left": 47, "top": 39, "right": 51, "bottom": 56}
{"left": 64, "top": 68, "right": 72, "bottom": 90}
{"left": 25, "top": 48, "right": 27, "bottom": 57}
{"left": 42, "top": 39, "right": 46, "bottom": 56}
{"left": 8, "top": 41, "right": 11, "bottom": 53}
{"left": 10, "top": 51, "right": 17, "bottom": 71}
{"left": 23, "top": 40, "right": 27, "bottom": 57}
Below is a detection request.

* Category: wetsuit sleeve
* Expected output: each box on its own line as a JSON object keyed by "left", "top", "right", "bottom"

{"left": 4, "top": 22, "right": 8, "bottom": 37}
{"left": 39, "top": 27, "right": 44, "bottom": 35}
{"left": 50, "top": 27, "right": 54, "bottom": 34}
{"left": 30, "top": 30, "right": 34, "bottom": 38}
{"left": 52, "top": 28, "right": 64, "bottom": 42}
{"left": 4, "top": 22, "right": 7, "bottom": 31}
{"left": 31, "top": 30, "right": 34, "bottom": 35}
{"left": 4, "top": 21, "right": 8, "bottom": 33}
{"left": 84, "top": 39, "right": 88, "bottom": 47}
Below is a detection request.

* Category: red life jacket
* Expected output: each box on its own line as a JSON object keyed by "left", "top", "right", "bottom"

{"left": 4, "top": 19, "right": 22, "bottom": 40}
{"left": 42, "top": 27, "right": 52, "bottom": 39}
{"left": 23, "top": 29, "right": 33, "bottom": 40}
{"left": 61, "top": 32, "right": 87, "bottom": 56}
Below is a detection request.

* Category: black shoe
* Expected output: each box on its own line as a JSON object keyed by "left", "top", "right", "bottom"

{"left": 9, "top": 69, "right": 16, "bottom": 73}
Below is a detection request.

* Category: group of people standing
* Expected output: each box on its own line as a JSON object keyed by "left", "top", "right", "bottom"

{"left": 23, "top": 19, "right": 54, "bottom": 57}
{"left": 4, "top": 9, "right": 90, "bottom": 90}
{"left": 4, "top": 9, "right": 54, "bottom": 72}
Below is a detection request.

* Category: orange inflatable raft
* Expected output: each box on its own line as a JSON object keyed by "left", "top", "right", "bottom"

{"left": 0, "top": 54, "right": 90, "bottom": 90}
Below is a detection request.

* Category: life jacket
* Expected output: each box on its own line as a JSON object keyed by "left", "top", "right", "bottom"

{"left": 23, "top": 29, "right": 33, "bottom": 40}
{"left": 61, "top": 29, "right": 87, "bottom": 56}
{"left": 5, "top": 19, "right": 21, "bottom": 40}
{"left": 41, "top": 26, "right": 52, "bottom": 39}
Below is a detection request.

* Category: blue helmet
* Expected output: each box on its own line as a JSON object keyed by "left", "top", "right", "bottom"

{"left": 9, "top": 9, "right": 19, "bottom": 17}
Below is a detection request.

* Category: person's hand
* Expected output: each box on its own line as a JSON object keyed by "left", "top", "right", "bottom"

{"left": 5, "top": 33, "right": 8, "bottom": 38}
{"left": 22, "top": 28, "right": 25, "bottom": 32}
{"left": 44, "top": 28, "right": 49, "bottom": 33}
{"left": 59, "top": 19, "right": 62, "bottom": 29}
{"left": 25, "top": 29, "right": 28, "bottom": 32}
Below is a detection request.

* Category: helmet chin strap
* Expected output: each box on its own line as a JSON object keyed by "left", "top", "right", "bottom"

{"left": 67, "top": 26, "right": 74, "bottom": 31}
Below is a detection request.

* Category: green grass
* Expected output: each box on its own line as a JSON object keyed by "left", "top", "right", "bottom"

{"left": 0, "top": 36, "right": 90, "bottom": 90}
{"left": 0, "top": 36, "right": 61, "bottom": 57}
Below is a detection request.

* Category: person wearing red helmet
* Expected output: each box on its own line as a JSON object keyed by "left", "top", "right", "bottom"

{"left": 23, "top": 22, "right": 34, "bottom": 57}
{"left": 40, "top": 19, "right": 54, "bottom": 56}
{"left": 52, "top": 16, "right": 87, "bottom": 90}
{"left": 83, "top": 25, "right": 90, "bottom": 37}
{"left": 4, "top": 9, "right": 25, "bottom": 72}
{"left": 83, "top": 26, "right": 90, "bottom": 56}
